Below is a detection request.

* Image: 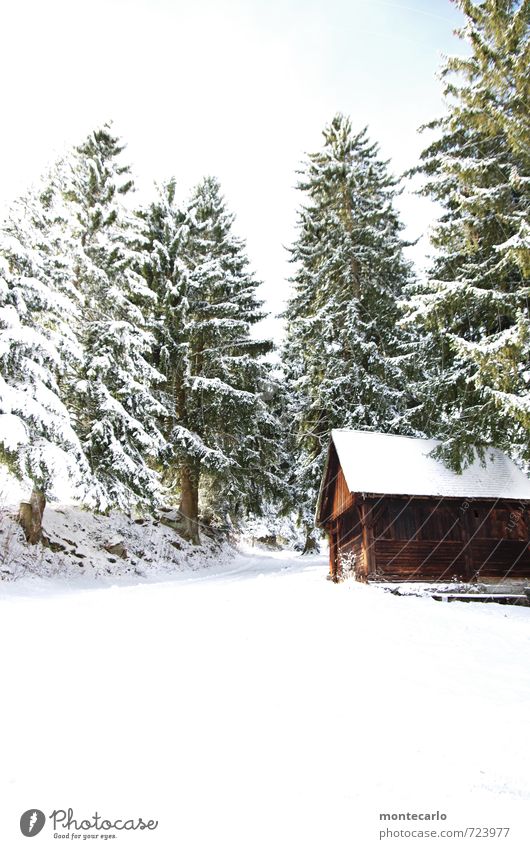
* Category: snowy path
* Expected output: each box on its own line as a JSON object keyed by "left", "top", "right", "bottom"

{"left": 1, "top": 547, "right": 530, "bottom": 847}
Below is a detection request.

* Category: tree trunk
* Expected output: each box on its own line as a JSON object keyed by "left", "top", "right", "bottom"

{"left": 179, "top": 466, "right": 200, "bottom": 545}
{"left": 302, "top": 527, "right": 320, "bottom": 555}
{"left": 18, "top": 487, "right": 46, "bottom": 545}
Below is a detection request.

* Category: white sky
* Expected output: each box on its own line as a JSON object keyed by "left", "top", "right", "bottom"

{"left": 0, "top": 0, "right": 464, "bottom": 340}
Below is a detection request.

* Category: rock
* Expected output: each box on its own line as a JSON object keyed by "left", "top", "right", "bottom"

{"left": 159, "top": 516, "right": 181, "bottom": 531}
{"left": 253, "top": 534, "right": 281, "bottom": 549}
{"left": 42, "top": 534, "right": 68, "bottom": 553}
{"left": 103, "top": 538, "right": 128, "bottom": 559}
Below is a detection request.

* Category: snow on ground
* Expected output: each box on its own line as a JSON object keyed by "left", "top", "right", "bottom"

{"left": 1, "top": 546, "right": 530, "bottom": 847}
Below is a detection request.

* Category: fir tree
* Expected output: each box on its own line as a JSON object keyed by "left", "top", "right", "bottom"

{"left": 407, "top": 0, "right": 530, "bottom": 468}
{"left": 63, "top": 125, "right": 167, "bottom": 510}
{"left": 283, "top": 114, "right": 415, "bottom": 550}
{"left": 0, "top": 177, "right": 90, "bottom": 515}
{"left": 141, "top": 177, "right": 278, "bottom": 541}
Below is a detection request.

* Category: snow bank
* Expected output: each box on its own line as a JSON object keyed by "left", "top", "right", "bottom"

{"left": 0, "top": 502, "right": 235, "bottom": 582}
{"left": 0, "top": 462, "right": 236, "bottom": 582}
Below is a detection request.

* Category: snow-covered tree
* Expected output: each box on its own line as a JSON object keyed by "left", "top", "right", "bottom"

{"left": 63, "top": 124, "right": 167, "bottom": 509}
{"left": 283, "top": 115, "right": 416, "bottom": 550}
{"left": 0, "top": 177, "right": 91, "bottom": 523}
{"left": 407, "top": 0, "right": 530, "bottom": 468}
{"left": 141, "top": 177, "right": 279, "bottom": 541}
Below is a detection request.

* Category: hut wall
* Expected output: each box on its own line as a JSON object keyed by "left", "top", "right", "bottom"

{"left": 336, "top": 508, "right": 365, "bottom": 580}
{"left": 335, "top": 496, "right": 530, "bottom": 582}
{"left": 331, "top": 465, "right": 353, "bottom": 519}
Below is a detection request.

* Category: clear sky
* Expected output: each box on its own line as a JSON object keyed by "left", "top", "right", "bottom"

{"left": 0, "top": 0, "right": 464, "bottom": 340}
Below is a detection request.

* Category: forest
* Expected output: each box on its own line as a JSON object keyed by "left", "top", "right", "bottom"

{"left": 0, "top": 0, "right": 528, "bottom": 555}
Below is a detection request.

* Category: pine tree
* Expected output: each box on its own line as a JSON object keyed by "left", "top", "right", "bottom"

{"left": 63, "top": 125, "right": 167, "bottom": 510}
{"left": 0, "top": 176, "right": 90, "bottom": 522}
{"left": 408, "top": 0, "right": 530, "bottom": 468}
{"left": 141, "top": 177, "right": 278, "bottom": 542}
{"left": 283, "top": 114, "right": 415, "bottom": 550}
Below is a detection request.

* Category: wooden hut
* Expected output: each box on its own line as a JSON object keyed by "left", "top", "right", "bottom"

{"left": 316, "top": 430, "right": 530, "bottom": 583}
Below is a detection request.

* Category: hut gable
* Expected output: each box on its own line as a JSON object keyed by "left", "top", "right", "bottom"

{"left": 317, "top": 430, "right": 530, "bottom": 583}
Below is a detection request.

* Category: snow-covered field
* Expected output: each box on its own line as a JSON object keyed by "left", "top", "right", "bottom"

{"left": 1, "top": 546, "right": 530, "bottom": 847}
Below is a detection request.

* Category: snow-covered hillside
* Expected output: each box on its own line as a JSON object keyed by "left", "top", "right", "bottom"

{"left": 0, "top": 500, "right": 234, "bottom": 581}
{"left": 1, "top": 547, "right": 529, "bottom": 847}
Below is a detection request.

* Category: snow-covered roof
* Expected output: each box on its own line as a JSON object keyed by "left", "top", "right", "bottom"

{"left": 331, "top": 429, "right": 530, "bottom": 500}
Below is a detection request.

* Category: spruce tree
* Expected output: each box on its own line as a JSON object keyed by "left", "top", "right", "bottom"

{"left": 0, "top": 177, "right": 91, "bottom": 518}
{"left": 63, "top": 125, "right": 167, "bottom": 510}
{"left": 141, "top": 177, "right": 278, "bottom": 541}
{"left": 408, "top": 0, "right": 530, "bottom": 468}
{"left": 283, "top": 114, "right": 415, "bottom": 550}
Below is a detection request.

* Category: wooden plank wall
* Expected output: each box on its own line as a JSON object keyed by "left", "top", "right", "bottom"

{"left": 331, "top": 465, "right": 354, "bottom": 519}
{"left": 337, "top": 509, "right": 366, "bottom": 580}
{"left": 336, "top": 497, "right": 530, "bottom": 582}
